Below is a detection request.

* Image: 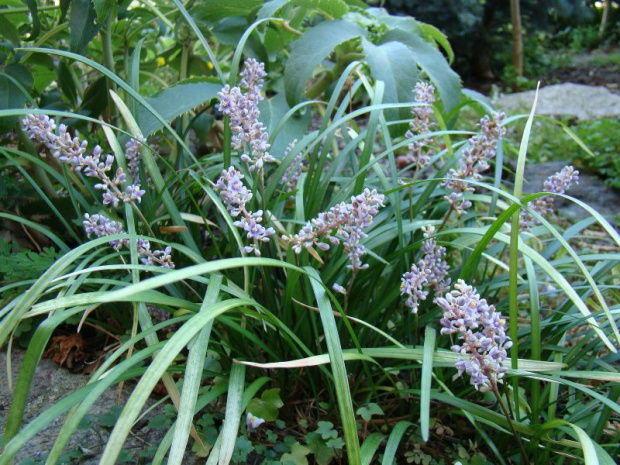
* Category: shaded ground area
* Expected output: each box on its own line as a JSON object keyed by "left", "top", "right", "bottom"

{"left": 0, "top": 350, "right": 179, "bottom": 464}
{"left": 545, "top": 63, "right": 619, "bottom": 94}
{"left": 466, "top": 48, "right": 620, "bottom": 96}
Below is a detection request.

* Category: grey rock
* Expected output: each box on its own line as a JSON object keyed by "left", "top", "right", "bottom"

{"left": 496, "top": 83, "right": 620, "bottom": 121}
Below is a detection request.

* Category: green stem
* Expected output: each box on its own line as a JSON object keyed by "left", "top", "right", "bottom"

{"left": 101, "top": 12, "right": 118, "bottom": 120}
{"left": 492, "top": 383, "right": 530, "bottom": 465}
{"left": 438, "top": 204, "right": 454, "bottom": 232}
{"left": 223, "top": 116, "right": 232, "bottom": 168}
{"left": 174, "top": 40, "right": 191, "bottom": 168}
{"left": 0, "top": 5, "right": 58, "bottom": 14}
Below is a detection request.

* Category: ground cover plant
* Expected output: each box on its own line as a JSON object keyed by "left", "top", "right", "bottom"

{"left": 1, "top": 1, "right": 619, "bottom": 464}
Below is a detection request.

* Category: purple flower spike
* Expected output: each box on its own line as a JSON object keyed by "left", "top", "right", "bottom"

{"left": 125, "top": 135, "right": 146, "bottom": 184}
{"left": 401, "top": 82, "right": 436, "bottom": 171}
{"left": 438, "top": 279, "right": 512, "bottom": 391}
{"left": 83, "top": 213, "right": 174, "bottom": 268}
{"left": 217, "top": 59, "right": 275, "bottom": 172}
{"left": 520, "top": 165, "right": 579, "bottom": 229}
{"left": 22, "top": 114, "right": 147, "bottom": 209}
{"left": 443, "top": 112, "right": 505, "bottom": 215}
{"left": 400, "top": 225, "right": 450, "bottom": 313}
{"left": 283, "top": 189, "right": 385, "bottom": 271}
{"left": 215, "top": 166, "right": 275, "bottom": 255}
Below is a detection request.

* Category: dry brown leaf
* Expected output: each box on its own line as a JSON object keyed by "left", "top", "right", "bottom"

{"left": 44, "top": 334, "right": 85, "bottom": 368}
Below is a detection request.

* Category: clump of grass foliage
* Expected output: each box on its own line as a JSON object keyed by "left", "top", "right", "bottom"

{"left": 1, "top": 2, "right": 619, "bottom": 464}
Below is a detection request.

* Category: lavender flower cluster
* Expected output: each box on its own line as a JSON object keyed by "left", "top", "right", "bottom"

{"left": 281, "top": 139, "right": 307, "bottom": 198}
{"left": 124, "top": 134, "right": 146, "bottom": 185}
{"left": 443, "top": 112, "right": 506, "bottom": 215}
{"left": 83, "top": 213, "right": 174, "bottom": 268}
{"left": 22, "top": 114, "right": 145, "bottom": 207}
{"left": 218, "top": 59, "right": 275, "bottom": 172}
{"left": 215, "top": 166, "right": 275, "bottom": 255}
{"left": 520, "top": 165, "right": 579, "bottom": 229}
{"left": 402, "top": 82, "right": 436, "bottom": 171}
{"left": 400, "top": 225, "right": 450, "bottom": 313}
{"left": 283, "top": 189, "right": 385, "bottom": 271}
{"left": 438, "top": 280, "right": 512, "bottom": 391}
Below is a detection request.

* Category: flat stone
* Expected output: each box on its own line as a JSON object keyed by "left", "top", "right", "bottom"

{"left": 496, "top": 83, "right": 620, "bottom": 120}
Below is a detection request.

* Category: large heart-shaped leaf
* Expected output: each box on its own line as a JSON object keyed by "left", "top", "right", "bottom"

{"left": 284, "top": 19, "right": 364, "bottom": 106}
{"left": 381, "top": 29, "right": 461, "bottom": 114}
{"left": 258, "top": 92, "right": 311, "bottom": 157}
{"left": 137, "top": 78, "right": 221, "bottom": 136}
{"left": 362, "top": 38, "right": 420, "bottom": 122}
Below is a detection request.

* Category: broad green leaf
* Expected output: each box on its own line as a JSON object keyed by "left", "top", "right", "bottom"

{"left": 381, "top": 29, "right": 461, "bottom": 114}
{"left": 80, "top": 76, "right": 108, "bottom": 117}
{"left": 362, "top": 38, "right": 420, "bottom": 122}
{"left": 258, "top": 92, "right": 312, "bottom": 157}
{"left": 58, "top": 60, "right": 78, "bottom": 107}
{"left": 356, "top": 403, "right": 383, "bottom": 422}
{"left": 93, "top": 0, "right": 114, "bottom": 22}
{"left": 69, "top": 0, "right": 101, "bottom": 53}
{"left": 246, "top": 388, "right": 284, "bottom": 421}
{"left": 137, "top": 78, "right": 221, "bottom": 136}
{"left": 417, "top": 22, "right": 454, "bottom": 64}
{"left": 0, "top": 64, "right": 33, "bottom": 133}
{"left": 193, "top": 0, "right": 263, "bottom": 22}
{"left": 289, "top": 0, "right": 348, "bottom": 19}
{"left": 0, "top": 15, "right": 20, "bottom": 45}
{"left": 285, "top": 20, "right": 364, "bottom": 106}
{"left": 280, "top": 442, "right": 311, "bottom": 465}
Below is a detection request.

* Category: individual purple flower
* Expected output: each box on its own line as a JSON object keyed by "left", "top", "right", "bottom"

{"left": 246, "top": 412, "right": 265, "bottom": 431}
{"left": 215, "top": 166, "right": 275, "bottom": 255}
{"left": 218, "top": 59, "right": 275, "bottom": 172}
{"left": 520, "top": 165, "right": 579, "bottom": 229}
{"left": 401, "top": 82, "right": 436, "bottom": 171}
{"left": 333, "top": 283, "right": 347, "bottom": 295}
{"left": 283, "top": 189, "right": 385, "bottom": 271}
{"left": 22, "top": 115, "right": 146, "bottom": 208}
{"left": 437, "top": 280, "right": 512, "bottom": 391}
{"left": 443, "top": 112, "right": 505, "bottom": 215}
{"left": 82, "top": 213, "right": 174, "bottom": 268}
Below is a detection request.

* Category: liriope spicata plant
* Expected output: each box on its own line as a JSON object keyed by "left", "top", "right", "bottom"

{"left": 1, "top": 11, "right": 619, "bottom": 465}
